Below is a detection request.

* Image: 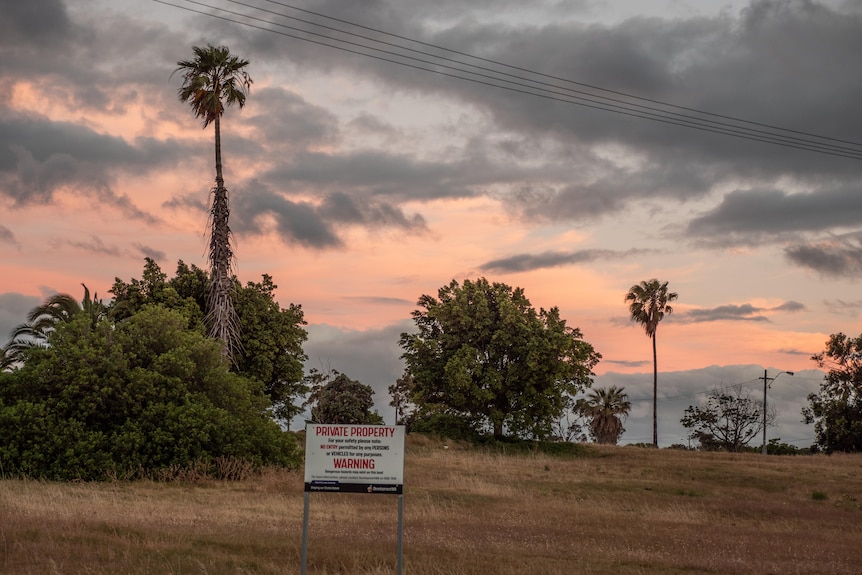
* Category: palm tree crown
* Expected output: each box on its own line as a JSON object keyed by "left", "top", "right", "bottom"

{"left": 625, "top": 279, "right": 678, "bottom": 447}
{"left": 175, "top": 44, "right": 251, "bottom": 362}
{"left": 2, "top": 284, "right": 104, "bottom": 370}
{"left": 175, "top": 45, "right": 251, "bottom": 131}
{"left": 580, "top": 386, "right": 632, "bottom": 445}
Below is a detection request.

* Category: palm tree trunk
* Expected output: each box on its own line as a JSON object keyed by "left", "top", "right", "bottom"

{"left": 652, "top": 332, "right": 658, "bottom": 447}
{"left": 208, "top": 113, "right": 239, "bottom": 361}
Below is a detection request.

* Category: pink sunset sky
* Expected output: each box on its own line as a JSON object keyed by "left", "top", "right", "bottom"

{"left": 2, "top": 0, "right": 861, "bottom": 445}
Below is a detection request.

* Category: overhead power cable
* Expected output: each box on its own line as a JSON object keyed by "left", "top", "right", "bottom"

{"left": 152, "top": 0, "right": 862, "bottom": 160}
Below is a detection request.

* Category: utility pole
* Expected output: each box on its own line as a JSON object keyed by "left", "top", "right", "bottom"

{"left": 761, "top": 369, "right": 794, "bottom": 455}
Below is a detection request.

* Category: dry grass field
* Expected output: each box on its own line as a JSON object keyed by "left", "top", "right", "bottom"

{"left": 2, "top": 435, "right": 862, "bottom": 574}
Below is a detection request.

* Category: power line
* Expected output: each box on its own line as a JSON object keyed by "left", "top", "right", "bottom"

{"left": 152, "top": 0, "right": 862, "bottom": 160}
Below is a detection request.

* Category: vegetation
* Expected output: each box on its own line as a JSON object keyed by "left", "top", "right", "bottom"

{"left": 0, "top": 305, "right": 298, "bottom": 480}
{"left": 110, "top": 259, "right": 308, "bottom": 424}
{"left": 304, "top": 370, "right": 383, "bottom": 425}
{"left": 804, "top": 332, "right": 862, "bottom": 452}
{"left": 400, "top": 278, "right": 600, "bottom": 440}
{"left": 578, "top": 386, "right": 631, "bottom": 445}
{"left": 175, "top": 44, "right": 252, "bottom": 361}
{"left": 2, "top": 439, "right": 861, "bottom": 574}
{"left": 625, "top": 279, "right": 678, "bottom": 447}
{"left": 681, "top": 387, "right": 772, "bottom": 452}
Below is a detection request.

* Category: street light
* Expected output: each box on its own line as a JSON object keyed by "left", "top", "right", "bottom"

{"left": 761, "top": 369, "right": 794, "bottom": 455}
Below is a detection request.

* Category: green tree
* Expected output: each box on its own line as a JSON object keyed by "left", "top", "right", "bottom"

{"left": 175, "top": 45, "right": 252, "bottom": 361}
{"left": 577, "top": 386, "right": 631, "bottom": 445}
{"left": 110, "top": 259, "right": 308, "bottom": 421}
{"left": 681, "top": 387, "right": 771, "bottom": 452}
{"left": 803, "top": 333, "right": 862, "bottom": 453}
{"left": 625, "top": 279, "right": 678, "bottom": 447}
{"left": 0, "top": 305, "right": 298, "bottom": 480}
{"left": 400, "top": 278, "right": 600, "bottom": 440}
{"left": 305, "top": 370, "right": 383, "bottom": 425}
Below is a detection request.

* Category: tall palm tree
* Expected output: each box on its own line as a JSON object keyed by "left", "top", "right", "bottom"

{"left": 625, "top": 279, "right": 678, "bottom": 447}
{"left": 175, "top": 44, "right": 252, "bottom": 362}
{"left": 579, "top": 386, "right": 632, "bottom": 445}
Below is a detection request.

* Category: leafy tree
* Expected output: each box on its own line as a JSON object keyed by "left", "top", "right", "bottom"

{"left": 577, "top": 386, "right": 631, "bottom": 445}
{"left": 175, "top": 45, "right": 252, "bottom": 361}
{"left": 0, "top": 305, "right": 298, "bottom": 480}
{"left": 110, "top": 260, "right": 308, "bottom": 421}
{"left": 625, "top": 279, "right": 678, "bottom": 447}
{"left": 681, "top": 387, "right": 772, "bottom": 452}
{"left": 803, "top": 333, "right": 862, "bottom": 453}
{"left": 400, "top": 278, "right": 600, "bottom": 440}
{"left": 305, "top": 370, "right": 383, "bottom": 425}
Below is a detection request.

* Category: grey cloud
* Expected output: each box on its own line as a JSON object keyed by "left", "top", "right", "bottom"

{"left": 824, "top": 299, "right": 862, "bottom": 314}
{"left": 319, "top": 192, "right": 427, "bottom": 230}
{"left": 772, "top": 300, "right": 805, "bottom": 313}
{"left": 0, "top": 225, "right": 16, "bottom": 245}
{"left": 679, "top": 304, "right": 769, "bottom": 323}
{"left": 134, "top": 243, "right": 167, "bottom": 262}
{"left": 0, "top": 113, "right": 182, "bottom": 220}
{"left": 676, "top": 300, "right": 804, "bottom": 323}
{"left": 233, "top": 182, "right": 343, "bottom": 249}
{"left": 0, "top": 0, "right": 72, "bottom": 47}
{"left": 265, "top": 150, "right": 478, "bottom": 201}
{"left": 785, "top": 238, "right": 862, "bottom": 278}
{"left": 687, "top": 187, "right": 862, "bottom": 246}
{"left": 232, "top": 182, "right": 427, "bottom": 248}
{"left": 247, "top": 87, "right": 340, "bottom": 150}
{"left": 66, "top": 236, "right": 122, "bottom": 257}
{"left": 480, "top": 248, "right": 649, "bottom": 273}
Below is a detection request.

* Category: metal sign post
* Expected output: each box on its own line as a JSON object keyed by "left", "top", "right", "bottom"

{"left": 300, "top": 424, "right": 406, "bottom": 574}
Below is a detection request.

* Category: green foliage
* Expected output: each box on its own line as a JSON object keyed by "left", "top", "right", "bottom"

{"left": 804, "top": 333, "right": 862, "bottom": 453}
{"left": 400, "top": 278, "right": 600, "bottom": 440}
{"left": 812, "top": 490, "right": 829, "bottom": 501}
{"left": 0, "top": 306, "right": 298, "bottom": 480}
{"left": 409, "top": 412, "right": 486, "bottom": 442}
{"left": 767, "top": 438, "right": 806, "bottom": 455}
{"left": 305, "top": 370, "right": 383, "bottom": 425}
{"left": 681, "top": 387, "right": 768, "bottom": 452}
{"left": 110, "top": 259, "right": 308, "bottom": 423}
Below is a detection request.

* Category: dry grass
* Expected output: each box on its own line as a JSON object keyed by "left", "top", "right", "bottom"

{"left": 2, "top": 436, "right": 862, "bottom": 574}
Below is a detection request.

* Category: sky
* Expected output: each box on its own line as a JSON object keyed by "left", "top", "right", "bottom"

{"left": 2, "top": 0, "right": 862, "bottom": 446}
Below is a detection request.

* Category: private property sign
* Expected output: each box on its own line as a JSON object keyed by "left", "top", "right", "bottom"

{"left": 304, "top": 424, "right": 405, "bottom": 494}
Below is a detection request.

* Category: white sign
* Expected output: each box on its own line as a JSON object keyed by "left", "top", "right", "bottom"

{"left": 304, "top": 424, "right": 405, "bottom": 494}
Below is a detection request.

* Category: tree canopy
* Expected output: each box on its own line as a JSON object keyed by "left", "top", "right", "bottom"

{"left": 110, "top": 259, "right": 308, "bottom": 423}
{"left": 0, "top": 305, "right": 298, "bottom": 480}
{"left": 399, "top": 277, "right": 600, "bottom": 440}
{"left": 804, "top": 333, "right": 862, "bottom": 453}
{"left": 681, "top": 387, "right": 771, "bottom": 452}
{"left": 305, "top": 370, "right": 383, "bottom": 425}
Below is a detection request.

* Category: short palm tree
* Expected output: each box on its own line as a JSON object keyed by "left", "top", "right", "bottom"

{"left": 579, "top": 386, "right": 632, "bottom": 444}
{"left": 2, "top": 284, "right": 104, "bottom": 368}
{"left": 625, "top": 279, "right": 678, "bottom": 447}
{"left": 175, "top": 44, "right": 252, "bottom": 362}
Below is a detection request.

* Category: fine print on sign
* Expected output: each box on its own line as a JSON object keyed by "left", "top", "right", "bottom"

{"left": 304, "top": 424, "right": 405, "bottom": 494}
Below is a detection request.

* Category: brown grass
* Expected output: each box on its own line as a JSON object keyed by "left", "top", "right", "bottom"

{"left": 2, "top": 436, "right": 861, "bottom": 574}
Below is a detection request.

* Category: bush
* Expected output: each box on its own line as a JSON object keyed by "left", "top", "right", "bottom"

{"left": 0, "top": 306, "right": 299, "bottom": 480}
